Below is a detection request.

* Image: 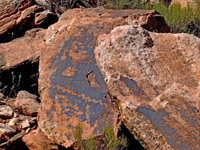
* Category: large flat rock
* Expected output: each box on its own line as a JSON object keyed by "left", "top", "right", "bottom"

{"left": 38, "top": 8, "right": 169, "bottom": 148}
{"left": 0, "top": 28, "right": 45, "bottom": 70}
{"left": 0, "top": 0, "right": 40, "bottom": 36}
{"left": 95, "top": 25, "right": 200, "bottom": 150}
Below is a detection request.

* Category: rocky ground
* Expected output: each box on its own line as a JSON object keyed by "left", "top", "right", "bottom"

{"left": 0, "top": 0, "right": 199, "bottom": 150}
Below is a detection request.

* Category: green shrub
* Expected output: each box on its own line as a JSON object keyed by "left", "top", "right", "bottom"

{"left": 103, "top": 126, "right": 127, "bottom": 150}
{"left": 101, "top": 0, "right": 200, "bottom": 37}
{"left": 73, "top": 123, "right": 84, "bottom": 150}
{"left": 73, "top": 124, "right": 127, "bottom": 150}
{"left": 49, "top": 0, "right": 99, "bottom": 10}
{"left": 144, "top": 0, "right": 200, "bottom": 37}
{"left": 102, "top": 0, "right": 146, "bottom": 9}
{"left": 85, "top": 136, "right": 95, "bottom": 150}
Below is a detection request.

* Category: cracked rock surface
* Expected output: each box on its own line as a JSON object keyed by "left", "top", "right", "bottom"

{"left": 38, "top": 8, "right": 169, "bottom": 148}
{"left": 95, "top": 25, "right": 200, "bottom": 150}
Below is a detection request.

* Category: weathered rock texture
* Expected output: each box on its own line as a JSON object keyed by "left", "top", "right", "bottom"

{"left": 22, "top": 128, "right": 58, "bottom": 150}
{"left": 38, "top": 8, "right": 169, "bottom": 148}
{"left": 15, "top": 91, "right": 40, "bottom": 116}
{"left": 0, "top": 0, "right": 39, "bottom": 37}
{"left": 0, "top": 28, "right": 45, "bottom": 97}
{"left": 0, "top": 28, "right": 45, "bottom": 70}
{"left": 0, "top": 1, "right": 57, "bottom": 97}
{"left": 0, "top": 123, "right": 16, "bottom": 135}
{"left": 0, "top": 0, "right": 58, "bottom": 41}
{"left": 95, "top": 25, "right": 200, "bottom": 150}
{"left": 0, "top": 105, "right": 13, "bottom": 119}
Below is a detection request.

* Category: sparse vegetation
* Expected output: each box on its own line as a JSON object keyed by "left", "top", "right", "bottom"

{"left": 0, "top": 71, "right": 21, "bottom": 97}
{"left": 101, "top": 0, "right": 146, "bottom": 9}
{"left": 73, "top": 124, "right": 127, "bottom": 150}
{"left": 73, "top": 123, "right": 84, "bottom": 150}
{"left": 103, "top": 126, "right": 127, "bottom": 150}
{"left": 49, "top": 0, "right": 99, "bottom": 10}
{"left": 145, "top": 0, "right": 200, "bottom": 37}
{"left": 101, "top": 0, "right": 200, "bottom": 38}
{"left": 85, "top": 136, "right": 95, "bottom": 150}
{"left": 9, "top": 71, "right": 21, "bottom": 97}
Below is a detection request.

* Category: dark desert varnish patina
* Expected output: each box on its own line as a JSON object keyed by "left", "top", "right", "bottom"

{"left": 95, "top": 25, "right": 200, "bottom": 150}
{"left": 37, "top": 8, "right": 170, "bottom": 148}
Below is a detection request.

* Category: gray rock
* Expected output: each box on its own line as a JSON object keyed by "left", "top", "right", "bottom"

{"left": 0, "top": 123, "right": 16, "bottom": 135}
{"left": 0, "top": 105, "right": 13, "bottom": 119}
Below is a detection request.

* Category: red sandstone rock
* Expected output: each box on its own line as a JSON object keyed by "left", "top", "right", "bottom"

{"left": 22, "top": 128, "right": 58, "bottom": 150}
{"left": 95, "top": 25, "right": 200, "bottom": 150}
{"left": 0, "top": 0, "right": 42, "bottom": 36}
{"left": 38, "top": 8, "right": 169, "bottom": 148}
{"left": 0, "top": 0, "right": 58, "bottom": 43}
{"left": 15, "top": 91, "right": 40, "bottom": 116}
{"left": 0, "top": 28, "right": 45, "bottom": 70}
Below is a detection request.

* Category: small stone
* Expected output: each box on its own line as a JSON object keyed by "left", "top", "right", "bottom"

{"left": 25, "top": 128, "right": 31, "bottom": 134}
{"left": 0, "top": 105, "right": 13, "bottom": 119}
{"left": 13, "top": 112, "right": 18, "bottom": 118}
{"left": 15, "top": 91, "right": 40, "bottom": 116}
{"left": 16, "top": 91, "right": 38, "bottom": 100}
{"left": 21, "top": 119, "right": 30, "bottom": 130}
{"left": 8, "top": 118, "right": 19, "bottom": 127}
{"left": 0, "top": 123, "right": 16, "bottom": 135}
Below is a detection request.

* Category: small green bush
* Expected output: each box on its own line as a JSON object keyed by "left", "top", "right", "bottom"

{"left": 103, "top": 126, "right": 127, "bottom": 150}
{"left": 146, "top": 0, "right": 200, "bottom": 37}
{"left": 101, "top": 0, "right": 200, "bottom": 37}
{"left": 73, "top": 124, "right": 127, "bottom": 150}
{"left": 73, "top": 123, "right": 84, "bottom": 150}
{"left": 85, "top": 136, "right": 95, "bottom": 150}
{"left": 102, "top": 0, "right": 146, "bottom": 9}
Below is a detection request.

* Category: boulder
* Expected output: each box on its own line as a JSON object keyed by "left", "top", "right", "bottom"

{"left": 0, "top": 27, "right": 45, "bottom": 97}
{"left": 0, "top": 123, "right": 16, "bottom": 135}
{"left": 0, "top": 0, "right": 41, "bottom": 37}
{"left": 0, "top": 1, "right": 57, "bottom": 97}
{"left": 95, "top": 25, "right": 200, "bottom": 150}
{"left": 15, "top": 91, "right": 40, "bottom": 116}
{"left": 22, "top": 128, "right": 58, "bottom": 150}
{"left": 38, "top": 8, "right": 169, "bottom": 148}
{"left": 0, "top": 28, "right": 45, "bottom": 70}
{"left": 0, "top": 105, "right": 13, "bottom": 119}
{"left": 16, "top": 91, "right": 38, "bottom": 100}
{"left": 0, "top": 0, "right": 58, "bottom": 41}
{"left": 0, "top": 0, "right": 32, "bottom": 34}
